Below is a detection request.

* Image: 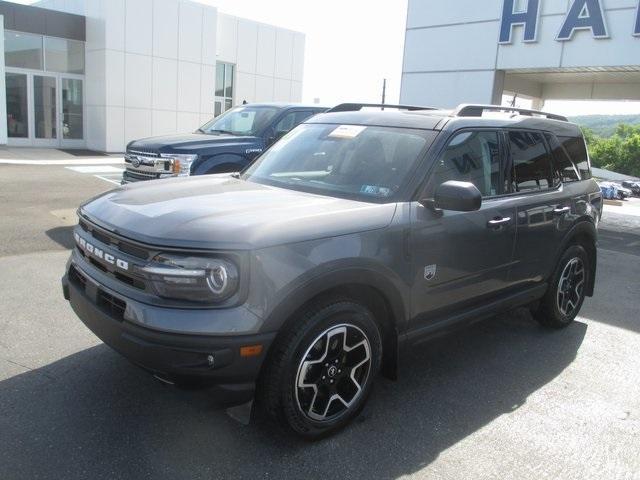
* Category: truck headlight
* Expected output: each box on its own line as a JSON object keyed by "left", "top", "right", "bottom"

{"left": 139, "top": 254, "right": 239, "bottom": 303}
{"left": 160, "top": 154, "right": 197, "bottom": 176}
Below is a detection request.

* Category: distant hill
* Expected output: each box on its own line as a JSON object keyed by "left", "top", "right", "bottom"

{"left": 569, "top": 114, "right": 640, "bottom": 137}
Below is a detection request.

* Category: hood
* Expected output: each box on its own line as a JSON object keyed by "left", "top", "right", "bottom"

{"left": 128, "top": 133, "right": 260, "bottom": 153}
{"left": 80, "top": 176, "right": 397, "bottom": 250}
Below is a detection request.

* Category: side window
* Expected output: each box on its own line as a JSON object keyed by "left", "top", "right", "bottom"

{"left": 274, "top": 111, "right": 314, "bottom": 134}
{"left": 559, "top": 136, "right": 591, "bottom": 180}
{"left": 545, "top": 133, "right": 580, "bottom": 182}
{"left": 509, "top": 131, "right": 558, "bottom": 192}
{"left": 429, "top": 130, "right": 503, "bottom": 197}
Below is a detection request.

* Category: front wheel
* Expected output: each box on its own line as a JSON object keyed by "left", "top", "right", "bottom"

{"left": 257, "top": 300, "right": 382, "bottom": 439}
{"left": 533, "top": 245, "right": 589, "bottom": 329}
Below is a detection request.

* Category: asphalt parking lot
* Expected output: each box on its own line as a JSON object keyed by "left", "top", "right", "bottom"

{"left": 1, "top": 157, "right": 639, "bottom": 480}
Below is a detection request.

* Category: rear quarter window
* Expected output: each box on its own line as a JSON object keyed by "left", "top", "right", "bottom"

{"left": 545, "top": 133, "right": 580, "bottom": 182}
{"left": 508, "top": 131, "right": 559, "bottom": 192}
{"left": 559, "top": 136, "right": 591, "bottom": 180}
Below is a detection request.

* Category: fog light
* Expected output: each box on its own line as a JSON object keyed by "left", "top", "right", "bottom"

{"left": 207, "top": 354, "right": 215, "bottom": 367}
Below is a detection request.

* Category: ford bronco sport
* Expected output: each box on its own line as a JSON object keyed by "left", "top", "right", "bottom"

{"left": 62, "top": 103, "right": 602, "bottom": 438}
{"left": 122, "top": 103, "right": 327, "bottom": 183}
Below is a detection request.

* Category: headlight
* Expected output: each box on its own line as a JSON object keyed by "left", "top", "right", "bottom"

{"left": 160, "top": 154, "right": 197, "bottom": 176}
{"left": 138, "top": 254, "right": 239, "bottom": 303}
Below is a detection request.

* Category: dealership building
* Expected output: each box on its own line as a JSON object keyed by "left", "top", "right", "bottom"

{"left": 401, "top": 0, "right": 640, "bottom": 109}
{"left": 0, "top": 0, "right": 305, "bottom": 151}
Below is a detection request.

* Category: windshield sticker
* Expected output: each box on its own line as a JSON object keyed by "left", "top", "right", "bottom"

{"left": 360, "top": 185, "right": 391, "bottom": 197}
{"left": 328, "top": 125, "right": 367, "bottom": 139}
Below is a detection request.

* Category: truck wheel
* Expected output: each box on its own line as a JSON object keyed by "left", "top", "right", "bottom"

{"left": 533, "top": 245, "right": 589, "bottom": 329}
{"left": 257, "top": 299, "right": 382, "bottom": 439}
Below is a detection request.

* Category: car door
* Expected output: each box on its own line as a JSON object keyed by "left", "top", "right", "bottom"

{"left": 504, "top": 130, "right": 571, "bottom": 288}
{"left": 409, "top": 129, "right": 517, "bottom": 330}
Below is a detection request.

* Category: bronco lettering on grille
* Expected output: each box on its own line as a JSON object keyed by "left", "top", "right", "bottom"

{"left": 74, "top": 232, "right": 130, "bottom": 271}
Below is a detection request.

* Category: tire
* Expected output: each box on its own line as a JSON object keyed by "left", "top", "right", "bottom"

{"left": 533, "top": 245, "right": 589, "bottom": 329}
{"left": 256, "top": 299, "right": 383, "bottom": 439}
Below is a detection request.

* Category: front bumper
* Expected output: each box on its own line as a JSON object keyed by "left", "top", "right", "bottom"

{"left": 62, "top": 269, "right": 275, "bottom": 403}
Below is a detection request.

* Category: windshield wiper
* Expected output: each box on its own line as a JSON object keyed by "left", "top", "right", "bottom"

{"left": 208, "top": 129, "right": 237, "bottom": 135}
{"left": 195, "top": 128, "right": 205, "bottom": 134}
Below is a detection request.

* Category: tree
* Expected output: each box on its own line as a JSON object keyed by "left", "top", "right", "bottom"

{"left": 581, "top": 123, "right": 640, "bottom": 177}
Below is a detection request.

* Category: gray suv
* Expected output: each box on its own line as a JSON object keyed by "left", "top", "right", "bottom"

{"left": 62, "top": 103, "right": 602, "bottom": 438}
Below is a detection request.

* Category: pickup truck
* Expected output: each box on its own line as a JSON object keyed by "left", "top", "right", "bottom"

{"left": 122, "top": 103, "right": 327, "bottom": 183}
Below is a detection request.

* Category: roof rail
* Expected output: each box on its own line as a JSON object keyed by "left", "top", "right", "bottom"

{"left": 453, "top": 104, "right": 568, "bottom": 122}
{"left": 328, "top": 103, "right": 438, "bottom": 113}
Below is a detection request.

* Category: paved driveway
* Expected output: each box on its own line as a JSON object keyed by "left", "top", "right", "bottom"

{"left": 0, "top": 163, "right": 638, "bottom": 479}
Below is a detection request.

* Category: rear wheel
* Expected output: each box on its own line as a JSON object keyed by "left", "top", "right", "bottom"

{"left": 533, "top": 245, "right": 589, "bottom": 329}
{"left": 257, "top": 299, "right": 382, "bottom": 439}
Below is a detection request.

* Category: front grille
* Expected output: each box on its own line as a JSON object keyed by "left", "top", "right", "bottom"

{"left": 69, "top": 265, "right": 126, "bottom": 321}
{"left": 69, "top": 265, "right": 87, "bottom": 289}
{"left": 79, "top": 219, "right": 149, "bottom": 260}
{"left": 127, "top": 148, "right": 159, "bottom": 157}
{"left": 97, "top": 290, "right": 126, "bottom": 321}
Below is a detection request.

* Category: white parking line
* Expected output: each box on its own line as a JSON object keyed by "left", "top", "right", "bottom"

{"left": 66, "top": 166, "right": 124, "bottom": 174}
{"left": 95, "top": 175, "right": 121, "bottom": 185}
{"left": 0, "top": 158, "right": 124, "bottom": 165}
{"left": 64, "top": 165, "right": 124, "bottom": 185}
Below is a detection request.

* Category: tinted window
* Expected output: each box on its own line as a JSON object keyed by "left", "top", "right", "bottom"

{"left": 243, "top": 124, "right": 432, "bottom": 202}
{"left": 4, "top": 31, "right": 43, "bottom": 70}
{"left": 274, "top": 111, "right": 315, "bottom": 134}
{"left": 560, "top": 136, "right": 591, "bottom": 180}
{"left": 545, "top": 133, "right": 580, "bottom": 182}
{"left": 509, "top": 131, "right": 557, "bottom": 192}
{"left": 44, "top": 37, "right": 85, "bottom": 74}
{"left": 430, "top": 131, "right": 502, "bottom": 197}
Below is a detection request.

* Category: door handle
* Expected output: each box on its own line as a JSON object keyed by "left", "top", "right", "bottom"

{"left": 487, "top": 217, "right": 511, "bottom": 228}
{"left": 553, "top": 206, "right": 571, "bottom": 215}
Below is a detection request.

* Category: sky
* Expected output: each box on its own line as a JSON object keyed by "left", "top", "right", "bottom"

{"left": 13, "top": 0, "right": 640, "bottom": 117}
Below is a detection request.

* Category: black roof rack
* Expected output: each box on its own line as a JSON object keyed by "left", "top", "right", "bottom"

{"left": 453, "top": 104, "right": 568, "bottom": 122}
{"left": 328, "top": 103, "right": 438, "bottom": 113}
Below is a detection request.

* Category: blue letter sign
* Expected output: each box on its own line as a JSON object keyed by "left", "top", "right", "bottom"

{"left": 499, "top": 0, "right": 540, "bottom": 44}
{"left": 557, "top": 0, "right": 609, "bottom": 41}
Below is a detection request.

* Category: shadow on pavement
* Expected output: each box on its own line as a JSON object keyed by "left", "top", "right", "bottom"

{"left": 45, "top": 226, "right": 75, "bottom": 250}
{"left": 0, "top": 309, "right": 586, "bottom": 480}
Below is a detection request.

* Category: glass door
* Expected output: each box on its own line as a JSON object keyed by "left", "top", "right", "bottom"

{"left": 33, "top": 74, "right": 58, "bottom": 147}
{"left": 5, "top": 72, "right": 30, "bottom": 145}
{"left": 4, "top": 70, "right": 85, "bottom": 148}
{"left": 60, "top": 77, "right": 84, "bottom": 147}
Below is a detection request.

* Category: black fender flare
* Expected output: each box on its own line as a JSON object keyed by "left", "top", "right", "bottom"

{"left": 555, "top": 219, "right": 598, "bottom": 296}
{"left": 261, "top": 263, "right": 410, "bottom": 380}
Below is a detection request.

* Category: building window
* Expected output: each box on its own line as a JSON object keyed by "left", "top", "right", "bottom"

{"left": 4, "top": 31, "right": 85, "bottom": 74}
{"left": 215, "top": 62, "right": 234, "bottom": 116}
{"left": 44, "top": 37, "right": 85, "bottom": 74}
{"left": 4, "top": 31, "right": 44, "bottom": 70}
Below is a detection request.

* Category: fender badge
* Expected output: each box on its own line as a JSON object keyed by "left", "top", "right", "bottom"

{"left": 424, "top": 265, "right": 437, "bottom": 281}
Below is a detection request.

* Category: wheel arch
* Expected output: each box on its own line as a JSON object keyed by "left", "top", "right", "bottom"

{"left": 557, "top": 219, "right": 597, "bottom": 297}
{"left": 192, "top": 153, "right": 247, "bottom": 175}
{"left": 261, "top": 268, "right": 408, "bottom": 381}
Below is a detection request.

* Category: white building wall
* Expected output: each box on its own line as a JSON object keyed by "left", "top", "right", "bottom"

{"left": 401, "top": 0, "right": 640, "bottom": 108}
{"left": 216, "top": 13, "right": 304, "bottom": 109}
{"left": 34, "top": 0, "right": 305, "bottom": 152}
{"left": 0, "top": 17, "right": 6, "bottom": 146}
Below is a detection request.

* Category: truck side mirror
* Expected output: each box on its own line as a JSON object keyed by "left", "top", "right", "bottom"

{"left": 421, "top": 181, "right": 482, "bottom": 212}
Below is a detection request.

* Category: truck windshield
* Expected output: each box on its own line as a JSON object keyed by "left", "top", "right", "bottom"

{"left": 242, "top": 124, "right": 434, "bottom": 202}
{"left": 199, "top": 106, "right": 280, "bottom": 136}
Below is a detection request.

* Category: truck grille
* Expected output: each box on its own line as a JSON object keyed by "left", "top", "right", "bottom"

{"left": 79, "top": 219, "right": 149, "bottom": 260}
{"left": 69, "top": 265, "right": 126, "bottom": 321}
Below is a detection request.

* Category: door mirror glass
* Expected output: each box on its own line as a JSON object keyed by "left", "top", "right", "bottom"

{"left": 427, "top": 180, "right": 482, "bottom": 212}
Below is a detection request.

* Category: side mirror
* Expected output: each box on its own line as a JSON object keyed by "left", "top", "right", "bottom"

{"left": 423, "top": 180, "right": 482, "bottom": 212}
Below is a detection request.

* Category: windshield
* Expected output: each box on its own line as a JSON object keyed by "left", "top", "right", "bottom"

{"left": 199, "top": 106, "right": 280, "bottom": 136}
{"left": 242, "top": 124, "right": 432, "bottom": 202}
